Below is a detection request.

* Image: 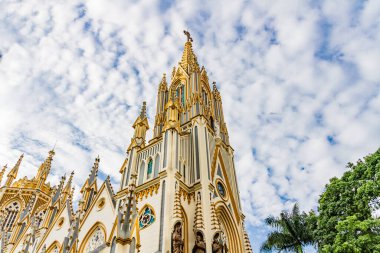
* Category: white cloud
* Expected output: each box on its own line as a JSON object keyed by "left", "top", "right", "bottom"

{"left": 1, "top": 0, "right": 380, "bottom": 251}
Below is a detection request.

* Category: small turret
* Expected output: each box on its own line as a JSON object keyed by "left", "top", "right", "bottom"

{"left": 36, "top": 149, "right": 55, "bottom": 188}
{"left": 5, "top": 154, "right": 24, "bottom": 187}
{"left": 80, "top": 156, "right": 100, "bottom": 212}
{"left": 128, "top": 102, "right": 150, "bottom": 150}
{"left": 163, "top": 94, "right": 181, "bottom": 132}
{"left": 153, "top": 74, "right": 168, "bottom": 138}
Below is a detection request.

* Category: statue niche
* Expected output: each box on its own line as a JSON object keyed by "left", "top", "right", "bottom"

{"left": 192, "top": 231, "right": 206, "bottom": 253}
{"left": 212, "top": 232, "right": 228, "bottom": 253}
{"left": 172, "top": 221, "right": 184, "bottom": 253}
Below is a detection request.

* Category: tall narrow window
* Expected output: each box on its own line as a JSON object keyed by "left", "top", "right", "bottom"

{"left": 138, "top": 161, "right": 145, "bottom": 185}
{"left": 2, "top": 202, "right": 20, "bottom": 231}
{"left": 202, "top": 89, "right": 208, "bottom": 106}
{"left": 176, "top": 84, "right": 185, "bottom": 107}
{"left": 154, "top": 155, "right": 160, "bottom": 178}
{"left": 147, "top": 159, "right": 153, "bottom": 180}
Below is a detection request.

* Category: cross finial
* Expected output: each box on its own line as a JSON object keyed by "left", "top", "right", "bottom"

{"left": 183, "top": 30, "right": 193, "bottom": 42}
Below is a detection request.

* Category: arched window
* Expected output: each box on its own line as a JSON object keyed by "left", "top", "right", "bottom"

{"left": 85, "top": 227, "right": 105, "bottom": 253}
{"left": 1, "top": 201, "right": 20, "bottom": 231}
{"left": 154, "top": 155, "right": 160, "bottom": 178}
{"left": 138, "top": 161, "right": 145, "bottom": 185}
{"left": 139, "top": 205, "right": 156, "bottom": 229}
{"left": 202, "top": 89, "right": 208, "bottom": 106}
{"left": 177, "top": 84, "right": 185, "bottom": 107}
{"left": 147, "top": 158, "right": 153, "bottom": 180}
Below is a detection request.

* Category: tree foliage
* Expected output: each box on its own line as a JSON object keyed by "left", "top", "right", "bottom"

{"left": 261, "top": 204, "right": 316, "bottom": 253}
{"left": 316, "top": 148, "right": 380, "bottom": 252}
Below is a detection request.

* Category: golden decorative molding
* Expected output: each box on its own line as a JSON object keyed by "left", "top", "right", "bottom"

{"left": 135, "top": 182, "right": 160, "bottom": 202}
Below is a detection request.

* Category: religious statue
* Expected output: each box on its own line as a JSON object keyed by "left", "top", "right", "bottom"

{"left": 212, "top": 233, "right": 224, "bottom": 253}
{"left": 172, "top": 222, "right": 184, "bottom": 253}
{"left": 192, "top": 231, "right": 206, "bottom": 253}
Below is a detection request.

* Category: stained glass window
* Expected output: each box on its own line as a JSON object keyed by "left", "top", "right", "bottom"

{"left": 147, "top": 159, "right": 153, "bottom": 179}
{"left": 139, "top": 206, "right": 155, "bottom": 229}
{"left": 176, "top": 85, "right": 185, "bottom": 107}
{"left": 217, "top": 182, "right": 226, "bottom": 198}
{"left": 181, "top": 86, "right": 185, "bottom": 106}
{"left": 85, "top": 227, "right": 105, "bottom": 253}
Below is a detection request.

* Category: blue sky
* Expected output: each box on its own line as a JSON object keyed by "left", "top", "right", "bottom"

{"left": 0, "top": 0, "right": 380, "bottom": 252}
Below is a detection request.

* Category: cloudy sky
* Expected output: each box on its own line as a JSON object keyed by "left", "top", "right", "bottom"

{"left": 1, "top": 0, "right": 380, "bottom": 251}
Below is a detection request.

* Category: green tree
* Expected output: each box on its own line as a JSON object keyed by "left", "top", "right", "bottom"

{"left": 261, "top": 204, "right": 316, "bottom": 253}
{"left": 316, "top": 148, "right": 380, "bottom": 252}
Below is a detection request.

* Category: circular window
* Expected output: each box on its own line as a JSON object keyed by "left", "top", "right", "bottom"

{"left": 57, "top": 217, "right": 64, "bottom": 229}
{"left": 96, "top": 197, "right": 106, "bottom": 211}
{"left": 216, "top": 181, "right": 227, "bottom": 199}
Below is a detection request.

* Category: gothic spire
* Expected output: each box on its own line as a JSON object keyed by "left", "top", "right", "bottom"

{"left": 129, "top": 101, "right": 150, "bottom": 150}
{"left": 88, "top": 156, "right": 99, "bottom": 186}
{"left": 36, "top": 149, "right": 55, "bottom": 185}
{"left": 180, "top": 30, "right": 200, "bottom": 73}
{"left": 5, "top": 154, "right": 24, "bottom": 187}
{"left": 140, "top": 101, "right": 147, "bottom": 119}
{"left": 63, "top": 171, "right": 74, "bottom": 195}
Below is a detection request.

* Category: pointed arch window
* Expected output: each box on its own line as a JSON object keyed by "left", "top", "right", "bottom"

{"left": 139, "top": 206, "right": 155, "bottom": 229}
{"left": 202, "top": 89, "right": 208, "bottom": 106}
{"left": 85, "top": 227, "right": 105, "bottom": 253}
{"left": 176, "top": 84, "right": 185, "bottom": 107}
{"left": 1, "top": 201, "right": 20, "bottom": 231}
{"left": 147, "top": 158, "right": 153, "bottom": 180}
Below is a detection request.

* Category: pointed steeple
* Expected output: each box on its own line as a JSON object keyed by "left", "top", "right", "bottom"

{"left": 63, "top": 171, "right": 74, "bottom": 195}
{"left": 153, "top": 74, "right": 169, "bottom": 138}
{"left": 5, "top": 154, "right": 24, "bottom": 187}
{"left": 0, "top": 164, "right": 6, "bottom": 185}
{"left": 36, "top": 149, "right": 55, "bottom": 187}
{"left": 180, "top": 30, "right": 200, "bottom": 73}
{"left": 88, "top": 156, "right": 99, "bottom": 186}
{"left": 128, "top": 102, "right": 150, "bottom": 150}
{"left": 51, "top": 175, "right": 66, "bottom": 205}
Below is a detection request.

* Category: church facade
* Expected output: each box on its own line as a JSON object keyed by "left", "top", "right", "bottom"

{"left": 0, "top": 32, "right": 252, "bottom": 253}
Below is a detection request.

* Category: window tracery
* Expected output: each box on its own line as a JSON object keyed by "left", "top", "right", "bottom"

{"left": 139, "top": 206, "right": 155, "bottom": 229}
{"left": 1, "top": 201, "right": 20, "bottom": 231}
{"left": 85, "top": 227, "right": 105, "bottom": 253}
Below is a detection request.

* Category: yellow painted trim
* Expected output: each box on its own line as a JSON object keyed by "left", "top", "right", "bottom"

{"left": 210, "top": 147, "right": 241, "bottom": 223}
{"left": 46, "top": 240, "right": 61, "bottom": 253}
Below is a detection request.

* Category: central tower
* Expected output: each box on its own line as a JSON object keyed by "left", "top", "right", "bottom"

{"left": 116, "top": 31, "right": 252, "bottom": 253}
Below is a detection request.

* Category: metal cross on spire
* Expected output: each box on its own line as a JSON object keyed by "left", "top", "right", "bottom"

{"left": 183, "top": 30, "right": 193, "bottom": 42}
